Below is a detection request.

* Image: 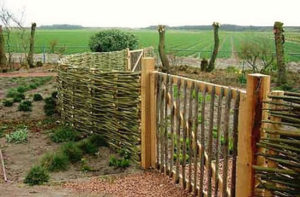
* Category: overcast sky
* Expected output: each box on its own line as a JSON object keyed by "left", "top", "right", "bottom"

{"left": 2, "top": 0, "right": 300, "bottom": 27}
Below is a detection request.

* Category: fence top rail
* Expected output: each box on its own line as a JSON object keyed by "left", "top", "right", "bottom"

{"left": 130, "top": 49, "right": 144, "bottom": 53}
{"left": 154, "top": 71, "right": 246, "bottom": 99}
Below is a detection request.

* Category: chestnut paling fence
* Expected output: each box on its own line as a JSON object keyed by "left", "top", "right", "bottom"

{"left": 154, "top": 72, "right": 241, "bottom": 196}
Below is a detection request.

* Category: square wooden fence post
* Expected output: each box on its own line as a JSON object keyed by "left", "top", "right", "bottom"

{"left": 236, "top": 73, "right": 270, "bottom": 197}
{"left": 141, "top": 57, "right": 156, "bottom": 169}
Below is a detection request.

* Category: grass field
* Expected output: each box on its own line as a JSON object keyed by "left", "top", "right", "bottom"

{"left": 6, "top": 29, "right": 300, "bottom": 62}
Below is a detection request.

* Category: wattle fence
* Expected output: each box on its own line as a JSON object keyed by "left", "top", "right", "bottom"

{"left": 57, "top": 49, "right": 146, "bottom": 162}
{"left": 255, "top": 91, "right": 300, "bottom": 196}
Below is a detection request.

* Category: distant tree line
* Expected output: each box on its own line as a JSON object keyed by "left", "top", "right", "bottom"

{"left": 39, "top": 24, "right": 84, "bottom": 30}
{"left": 145, "top": 24, "right": 300, "bottom": 32}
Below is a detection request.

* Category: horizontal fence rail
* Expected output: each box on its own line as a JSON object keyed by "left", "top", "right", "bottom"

{"left": 153, "top": 71, "right": 242, "bottom": 196}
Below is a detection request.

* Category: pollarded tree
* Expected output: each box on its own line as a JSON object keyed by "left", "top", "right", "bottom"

{"left": 89, "top": 29, "right": 138, "bottom": 52}
{"left": 158, "top": 25, "right": 170, "bottom": 72}
{"left": 0, "top": 25, "right": 7, "bottom": 71}
{"left": 27, "top": 22, "right": 36, "bottom": 68}
{"left": 273, "top": 21, "right": 287, "bottom": 85}
{"left": 207, "top": 22, "right": 220, "bottom": 72}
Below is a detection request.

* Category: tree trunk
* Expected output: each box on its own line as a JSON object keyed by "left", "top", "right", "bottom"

{"left": 0, "top": 26, "right": 7, "bottom": 72}
{"left": 200, "top": 58, "right": 208, "bottom": 71}
{"left": 273, "top": 21, "right": 286, "bottom": 85}
{"left": 27, "top": 22, "right": 36, "bottom": 68}
{"left": 158, "top": 25, "right": 170, "bottom": 72}
{"left": 207, "top": 22, "right": 220, "bottom": 72}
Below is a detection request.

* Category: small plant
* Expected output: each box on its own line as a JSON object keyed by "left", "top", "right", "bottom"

{"left": 9, "top": 91, "right": 25, "bottom": 103}
{"left": 33, "top": 93, "right": 43, "bottom": 101}
{"left": 41, "top": 152, "right": 69, "bottom": 172}
{"left": 118, "top": 149, "right": 131, "bottom": 160}
{"left": 60, "top": 142, "right": 83, "bottom": 163}
{"left": 5, "top": 127, "right": 28, "bottom": 143}
{"left": 28, "top": 83, "right": 38, "bottom": 90}
{"left": 44, "top": 97, "right": 56, "bottom": 116}
{"left": 6, "top": 88, "right": 18, "bottom": 98}
{"left": 76, "top": 138, "right": 98, "bottom": 155}
{"left": 0, "top": 126, "right": 8, "bottom": 138}
{"left": 24, "top": 166, "right": 49, "bottom": 186}
{"left": 50, "top": 126, "right": 80, "bottom": 143}
{"left": 88, "top": 134, "right": 108, "bottom": 147}
{"left": 80, "top": 158, "right": 93, "bottom": 172}
{"left": 238, "top": 74, "right": 247, "bottom": 84}
{"left": 3, "top": 99, "right": 13, "bottom": 107}
{"left": 51, "top": 91, "right": 58, "bottom": 99}
{"left": 17, "top": 86, "right": 26, "bottom": 93}
{"left": 18, "top": 100, "right": 32, "bottom": 111}
{"left": 173, "top": 153, "right": 189, "bottom": 165}
{"left": 226, "top": 66, "right": 240, "bottom": 73}
{"left": 109, "top": 156, "right": 130, "bottom": 168}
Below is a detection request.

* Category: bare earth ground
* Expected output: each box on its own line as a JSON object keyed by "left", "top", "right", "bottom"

{"left": 0, "top": 68, "right": 192, "bottom": 197}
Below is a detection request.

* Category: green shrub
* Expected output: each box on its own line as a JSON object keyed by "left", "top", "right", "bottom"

{"left": 226, "top": 66, "right": 240, "bottom": 73}
{"left": 11, "top": 92, "right": 25, "bottom": 103}
{"left": 50, "top": 126, "right": 80, "bottom": 143}
{"left": 44, "top": 97, "right": 56, "bottom": 116}
{"left": 76, "top": 139, "right": 98, "bottom": 155}
{"left": 17, "top": 86, "right": 27, "bottom": 93}
{"left": 88, "top": 134, "right": 108, "bottom": 147}
{"left": 24, "top": 166, "right": 49, "bottom": 186}
{"left": 60, "top": 142, "right": 83, "bottom": 163}
{"left": 238, "top": 74, "right": 247, "bottom": 84}
{"left": 41, "top": 152, "right": 69, "bottom": 172}
{"left": 33, "top": 93, "right": 43, "bottom": 101}
{"left": 6, "top": 127, "right": 28, "bottom": 143}
{"left": 18, "top": 100, "right": 32, "bottom": 111}
{"left": 29, "top": 83, "right": 38, "bottom": 90}
{"left": 118, "top": 149, "right": 131, "bottom": 160}
{"left": 6, "top": 88, "right": 18, "bottom": 98}
{"left": 80, "top": 158, "right": 92, "bottom": 172}
{"left": 173, "top": 153, "right": 189, "bottom": 165}
{"left": 109, "top": 156, "right": 130, "bottom": 168}
{"left": 89, "top": 29, "right": 138, "bottom": 52}
{"left": 51, "top": 91, "right": 58, "bottom": 99}
{"left": 3, "top": 99, "right": 13, "bottom": 107}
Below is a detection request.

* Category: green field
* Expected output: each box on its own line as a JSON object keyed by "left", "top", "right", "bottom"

{"left": 6, "top": 29, "right": 300, "bottom": 62}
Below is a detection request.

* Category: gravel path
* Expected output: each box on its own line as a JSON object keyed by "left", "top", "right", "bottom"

{"left": 64, "top": 170, "right": 192, "bottom": 197}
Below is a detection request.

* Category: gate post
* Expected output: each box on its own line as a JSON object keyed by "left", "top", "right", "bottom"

{"left": 236, "top": 73, "right": 270, "bottom": 197}
{"left": 141, "top": 57, "right": 156, "bottom": 168}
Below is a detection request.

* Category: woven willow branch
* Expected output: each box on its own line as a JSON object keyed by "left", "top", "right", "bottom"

{"left": 57, "top": 50, "right": 141, "bottom": 162}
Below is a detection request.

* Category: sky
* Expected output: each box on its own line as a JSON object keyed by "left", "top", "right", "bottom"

{"left": 1, "top": 0, "right": 300, "bottom": 27}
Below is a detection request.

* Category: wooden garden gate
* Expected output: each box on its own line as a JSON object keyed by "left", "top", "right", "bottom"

{"left": 140, "top": 57, "right": 274, "bottom": 197}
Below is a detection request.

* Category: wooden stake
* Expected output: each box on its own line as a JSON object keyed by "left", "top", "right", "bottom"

{"left": 0, "top": 149, "right": 7, "bottom": 182}
{"left": 141, "top": 57, "right": 155, "bottom": 168}
{"left": 236, "top": 73, "right": 270, "bottom": 197}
